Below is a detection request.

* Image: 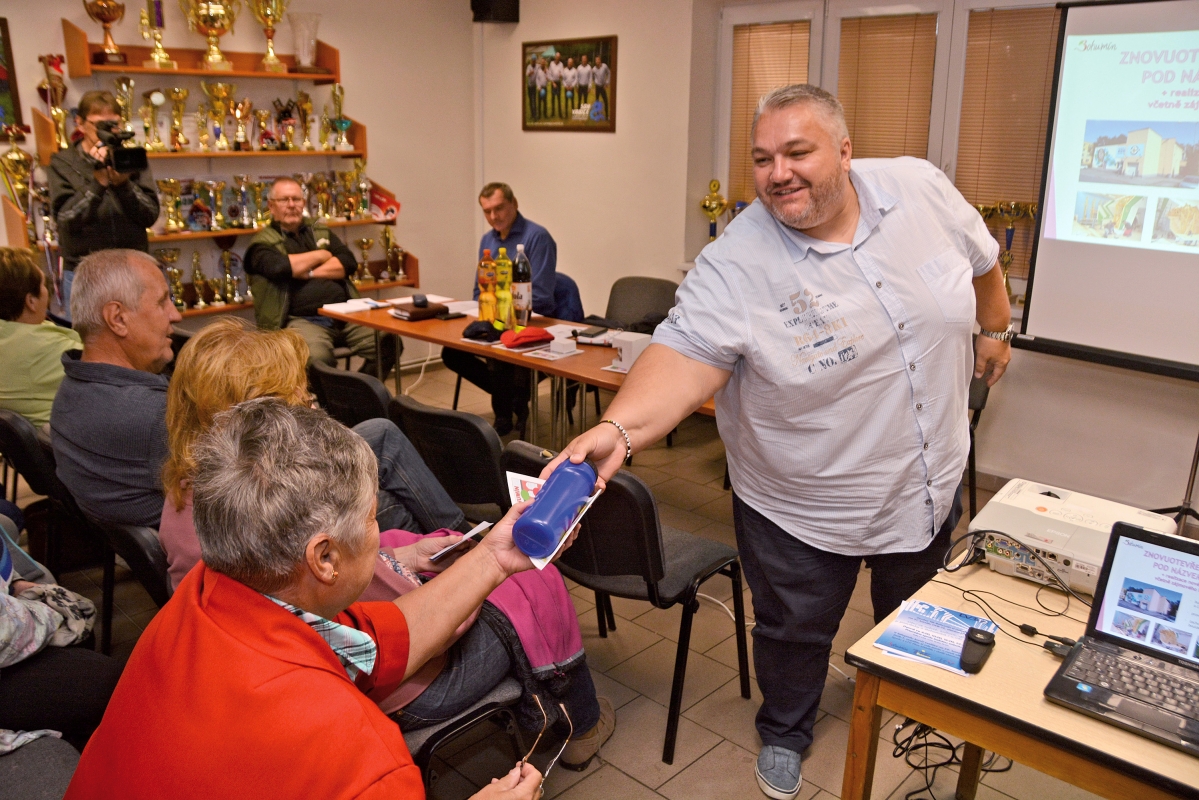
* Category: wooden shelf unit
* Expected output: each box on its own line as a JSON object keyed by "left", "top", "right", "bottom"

{"left": 148, "top": 216, "right": 392, "bottom": 243}
{"left": 62, "top": 19, "right": 340, "bottom": 83}
{"left": 147, "top": 149, "right": 364, "bottom": 160}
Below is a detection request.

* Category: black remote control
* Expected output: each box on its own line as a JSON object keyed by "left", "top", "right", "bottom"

{"left": 960, "top": 627, "right": 995, "bottom": 674}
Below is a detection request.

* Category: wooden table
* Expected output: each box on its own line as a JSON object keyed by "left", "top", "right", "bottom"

{"left": 318, "top": 304, "right": 715, "bottom": 446}
{"left": 841, "top": 564, "right": 1199, "bottom": 800}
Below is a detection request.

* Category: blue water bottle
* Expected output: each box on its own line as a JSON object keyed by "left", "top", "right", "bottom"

{"left": 512, "top": 460, "right": 597, "bottom": 558}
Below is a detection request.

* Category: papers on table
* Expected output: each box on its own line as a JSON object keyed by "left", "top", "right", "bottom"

{"left": 526, "top": 348, "right": 583, "bottom": 362}
{"left": 505, "top": 471, "right": 602, "bottom": 570}
{"left": 320, "top": 298, "right": 397, "bottom": 314}
{"left": 444, "top": 300, "right": 479, "bottom": 316}
{"left": 391, "top": 294, "right": 454, "bottom": 305}
{"left": 873, "top": 600, "right": 998, "bottom": 676}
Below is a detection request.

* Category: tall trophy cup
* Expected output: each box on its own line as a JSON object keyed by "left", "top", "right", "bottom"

{"left": 318, "top": 108, "right": 331, "bottom": 151}
{"left": 380, "top": 226, "right": 405, "bottom": 282}
{"left": 195, "top": 102, "right": 211, "bottom": 151}
{"left": 250, "top": 0, "right": 290, "bottom": 73}
{"left": 85, "top": 0, "right": 128, "bottom": 65}
{"left": 288, "top": 11, "right": 322, "bottom": 72}
{"left": 207, "top": 180, "right": 227, "bottom": 230}
{"left": 139, "top": 4, "right": 177, "bottom": 69}
{"left": 156, "top": 248, "right": 186, "bottom": 311}
{"left": 232, "top": 174, "right": 254, "bottom": 227}
{"left": 37, "top": 56, "right": 69, "bottom": 151}
{"left": 167, "top": 88, "right": 189, "bottom": 151}
{"left": 700, "top": 179, "right": 728, "bottom": 242}
{"left": 190, "top": 251, "right": 208, "bottom": 309}
{"left": 249, "top": 180, "right": 269, "bottom": 225}
{"left": 253, "top": 108, "right": 275, "bottom": 150}
{"left": 354, "top": 237, "right": 374, "bottom": 285}
{"left": 140, "top": 89, "right": 168, "bottom": 151}
{"left": 207, "top": 276, "right": 226, "bottom": 305}
{"left": 156, "top": 178, "right": 186, "bottom": 232}
{"left": 180, "top": 0, "right": 241, "bottom": 71}
{"left": 201, "top": 81, "right": 234, "bottom": 150}
{"left": 293, "top": 172, "right": 312, "bottom": 218}
{"left": 232, "top": 98, "right": 253, "bottom": 151}
{"left": 114, "top": 77, "right": 137, "bottom": 138}
{"left": 220, "top": 248, "right": 244, "bottom": 303}
{"left": 0, "top": 126, "right": 34, "bottom": 216}
{"left": 296, "top": 91, "right": 314, "bottom": 150}
{"left": 310, "top": 172, "right": 330, "bottom": 219}
{"left": 331, "top": 84, "right": 354, "bottom": 151}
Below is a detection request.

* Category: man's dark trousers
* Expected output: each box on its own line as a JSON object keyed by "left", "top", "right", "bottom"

{"left": 550, "top": 84, "right": 562, "bottom": 117}
{"left": 441, "top": 347, "right": 532, "bottom": 429}
{"left": 528, "top": 86, "right": 539, "bottom": 120}
{"left": 733, "top": 487, "right": 962, "bottom": 754}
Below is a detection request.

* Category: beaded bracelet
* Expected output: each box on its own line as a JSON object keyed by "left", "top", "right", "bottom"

{"left": 601, "top": 419, "right": 632, "bottom": 462}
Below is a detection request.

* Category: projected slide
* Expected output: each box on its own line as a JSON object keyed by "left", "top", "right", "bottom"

{"left": 1045, "top": 30, "right": 1199, "bottom": 253}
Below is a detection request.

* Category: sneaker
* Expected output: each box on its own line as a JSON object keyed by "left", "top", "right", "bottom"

{"left": 560, "top": 697, "right": 615, "bottom": 771}
{"left": 493, "top": 417, "right": 514, "bottom": 437}
{"left": 756, "top": 745, "right": 801, "bottom": 799}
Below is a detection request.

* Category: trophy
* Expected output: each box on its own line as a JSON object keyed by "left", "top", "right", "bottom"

{"left": 140, "top": 90, "right": 168, "bottom": 151}
{"left": 318, "top": 107, "right": 331, "bottom": 151}
{"left": 167, "top": 88, "right": 189, "bottom": 151}
{"left": 231, "top": 174, "right": 254, "bottom": 227}
{"left": 232, "top": 98, "right": 253, "bottom": 151}
{"left": 190, "top": 251, "right": 208, "bottom": 309}
{"left": 249, "top": 0, "right": 290, "bottom": 73}
{"left": 201, "top": 81, "right": 234, "bottom": 150}
{"left": 293, "top": 172, "right": 312, "bottom": 218}
{"left": 338, "top": 170, "right": 358, "bottom": 219}
{"left": 207, "top": 276, "right": 225, "bottom": 305}
{"left": 253, "top": 108, "right": 275, "bottom": 150}
{"left": 156, "top": 248, "right": 186, "bottom": 311}
{"left": 207, "top": 180, "right": 227, "bottom": 230}
{"left": 354, "top": 159, "right": 371, "bottom": 217}
{"left": 195, "top": 102, "right": 211, "bottom": 151}
{"left": 0, "top": 126, "right": 34, "bottom": 216}
{"left": 156, "top": 178, "right": 186, "bottom": 231}
{"left": 354, "top": 237, "right": 374, "bottom": 285}
{"left": 37, "top": 56, "right": 69, "bottom": 151}
{"left": 272, "top": 98, "right": 297, "bottom": 150}
{"left": 288, "top": 11, "right": 321, "bottom": 71}
{"left": 139, "top": 3, "right": 177, "bottom": 69}
{"left": 330, "top": 84, "right": 353, "bottom": 151}
{"left": 220, "top": 248, "right": 244, "bottom": 303}
{"left": 85, "top": 0, "right": 127, "bottom": 65}
{"left": 701, "top": 179, "right": 728, "bottom": 242}
{"left": 380, "top": 226, "right": 406, "bottom": 282}
{"left": 180, "top": 0, "right": 241, "bottom": 71}
{"left": 296, "top": 91, "right": 314, "bottom": 150}
{"left": 249, "top": 180, "right": 269, "bottom": 224}
{"left": 114, "top": 77, "right": 136, "bottom": 139}
{"left": 310, "top": 172, "right": 330, "bottom": 218}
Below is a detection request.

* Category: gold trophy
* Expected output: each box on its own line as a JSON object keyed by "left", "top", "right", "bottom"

{"left": 114, "top": 77, "right": 137, "bottom": 139}
{"left": 204, "top": 276, "right": 224, "bottom": 305}
{"left": 84, "top": 0, "right": 127, "bottom": 65}
{"left": 195, "top": 102, "right": 211, "bottom": 151}
{"left": 201, "top": 81, "right": 234, "bottom": 150}
{"left": 139, "top": 6, "right": 177, "bottom": 69}
{"left": 38, "top": 56, "right": 69, "bottom": 151}
{"left": 0, "top": 126, "right": 34, "bottom": 215}
{"left": 318, "top": 107, "right": 331, "bottom": 151}
{"left": 701, "top": 179, "right": 728, "bottom": 242}
{"left": 330, "top": 83, "right": 353, "bottom": 151}
{"left": 156, "top": 249, "right": 186, "bottom": 312}
{"left": 253, "top": 108, "right": 273, "bottom": 150}
{"left": 167, "top": 88, "right": 189, "bottom": 151}
{"left": 354, "top": 158, "right": 371, "bottom": 217}
{"left": 179, "top": 0, "right": 241, "bottom": 71}
{"left": 231, "top": 98, "right": 253, "bottom": 151}
{"left": 338, "top": 170, "right": 358, "bottom": 219}
{"left": 249, "top": 180, "right": 269, "bottom": 224}
{"left": 156, "top": 178, "right": 185, "bottom": 231}
{"left": 220, "top": 248, "right": 243, "bottom": 302}
{"left": 190, "top": 251, "right": 208, "bottom": 309}
{"left": 380, "top": 226, "right": 406, "bottom": 282}
{"left": 206, "top": 180, "right": 227, "bottom": 230}
{"left": 249, "top": 0, "right": 290, "bottom": 73}
{"left": 140, "top": 89, "right": 168, "bottom": 151}
{"left": 293, "top": 172, "right": 312, "bottom": 218}
{"left": 354, "top": 237, "right": 374, "bottom": 285}
{"left": 296, "top": 91, "right": 314, "bottom": 150}
{"left": 310, "top": 172, "right": 330, "bottom": 219}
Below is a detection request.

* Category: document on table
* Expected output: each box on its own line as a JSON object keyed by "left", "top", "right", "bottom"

{"left": 505, "top": 471, "right": 601, "bottom": 570}
{"left": 873, "top": 600, "right": 998, "bottom": 676}
{"left": 444, "top": 300, "right": 479, "bottom": 316}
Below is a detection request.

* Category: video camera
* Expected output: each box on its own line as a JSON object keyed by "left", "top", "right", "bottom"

{"left": 91, "top": 120, "right": 148, "bottom": 174}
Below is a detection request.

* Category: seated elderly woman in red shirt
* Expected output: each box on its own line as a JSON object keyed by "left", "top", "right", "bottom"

{"left": 64, "top": 400, "right": 546, "bottom": 800}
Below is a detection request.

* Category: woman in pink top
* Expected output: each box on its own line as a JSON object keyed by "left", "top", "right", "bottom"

{"left": 158, "top": 318, "right": 614, "bottom": 767}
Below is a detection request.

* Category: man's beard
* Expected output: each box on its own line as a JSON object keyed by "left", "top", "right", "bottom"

{"left": 758, "top": 169, "right": 847, "bottom": 232}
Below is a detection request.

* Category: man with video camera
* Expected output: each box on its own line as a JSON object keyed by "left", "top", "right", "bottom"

{"left": 49, "top": 91, "right": 159, "bottom": 318}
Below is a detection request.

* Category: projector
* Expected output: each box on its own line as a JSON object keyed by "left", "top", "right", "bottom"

{"left": 969, "top": 479, "right": 1177, "bottom": 596}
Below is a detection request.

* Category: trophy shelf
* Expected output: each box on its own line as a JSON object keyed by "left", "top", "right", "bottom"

{"left": 149, "top": 217, "right": 393, "bottom": 243}
{"left": 63, "top": 20, "right": 340, "bottom": 83}
{"left": 148, "top": 149, "right": 364, "bottom": 159}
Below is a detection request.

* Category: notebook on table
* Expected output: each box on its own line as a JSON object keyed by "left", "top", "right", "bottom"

{"left": 1045, "top": 521, "right": 1199, "bottom": 755}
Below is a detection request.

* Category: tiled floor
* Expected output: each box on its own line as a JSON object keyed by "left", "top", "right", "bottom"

{"left": 14, "top": 362, "right": 1104, "bottom": 800}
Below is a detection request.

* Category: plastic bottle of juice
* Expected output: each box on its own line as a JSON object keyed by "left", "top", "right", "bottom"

{"left": 477, "top": 249, "right": 497, "bottom": 323}
{"left": 494, "top": 246, "right": 514, "bottom": 330}
{"left": 512, "top": 244, "right": 533, "bottom": 327}
{"left": 512, "top": 460, "right": 597, "bottom": 558}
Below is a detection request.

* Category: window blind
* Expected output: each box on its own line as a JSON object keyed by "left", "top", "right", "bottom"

{"left": 954, "top": 7, "right": 1061, "bottom": 281}
{"left": 837, "top": 14, "right": 938, "bottom": 160}
{"left": 729, "top": 21, "right": 811, "bottom": 205}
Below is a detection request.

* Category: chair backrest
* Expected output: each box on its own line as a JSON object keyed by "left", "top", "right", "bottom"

{"left": 310, "top": 361, "right": 390, "bottom": 428}
{"left": 968, "top": 375, "right": 990, "bottom": 414}
{"left": 93, "top": 520, "right": 173, "bottom": 608}
{"left": 0, "top": 409, "right": 68, "bottom": 499}
{"left": 553, "top": 272, "right": 585, "bottom": 323}
{"left": 388, "top": 395, "right": 510, "bottom": 509}
{"left": 500, "top": 441, "right": 666, "bottom": 588}
{"left": 169, "top": 326, "right": 194, "bottom": 360}
{"left": 604, "top": 276, "right": 679, "bottom": 329}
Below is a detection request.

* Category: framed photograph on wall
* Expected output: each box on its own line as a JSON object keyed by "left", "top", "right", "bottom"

{"left": 522, "top": 36, "right": 616, "bottom": 132}
{"left": 0, "top": 19, "right": 22, "bottom": 130}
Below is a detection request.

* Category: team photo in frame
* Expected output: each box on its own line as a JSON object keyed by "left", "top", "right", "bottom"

{"left": 522, "top": 36, "right": 616, "bottom": 132}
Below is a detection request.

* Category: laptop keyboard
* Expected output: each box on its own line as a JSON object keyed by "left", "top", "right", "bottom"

{"left": 1065, "top": 647, "right": 1199, "bottom": 721}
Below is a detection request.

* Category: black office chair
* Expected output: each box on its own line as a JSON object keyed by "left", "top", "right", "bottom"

{"left": 92, "top": 520, "right": 173, "bottom": 609}
{"left": 501, "top": 440, "right": 751, "bottom": 765}
{"left": 403, "top": 677, "right": 523, "bottom": 788}
{"left": 603, "top": 276, "right": 679, "bottom": 329}
{"left": 389, "top": 395, "right": 511, "bottom": 523}
{"left": 967, "top": 374, "right": 990, "bottom": 520}
{"left": 310, "top": 360, "right": 391, "bottom": 429}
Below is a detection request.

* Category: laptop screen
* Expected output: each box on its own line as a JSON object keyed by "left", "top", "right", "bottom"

{"left": 1090, "top": 524, "right": 1199, "bottom": 667}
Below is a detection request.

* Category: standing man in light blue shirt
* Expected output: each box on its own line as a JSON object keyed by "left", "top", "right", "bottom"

{"left": 548, "top": 85, "right": 1012, "bottom": 799}
{"left": 576, "top": 55, "right": 592, "bottom": 107}
{"left": 525, "top": 55, "right": 539, "bottom": 122}
{"left": 547, "top": 53, "right": 565, "bottom": 119}
{"left": 592, "top": 56, "right": 610, "bottom": 118}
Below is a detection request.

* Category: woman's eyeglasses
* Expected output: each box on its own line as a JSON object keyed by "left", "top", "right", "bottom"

{"left": 521, "top": 694, "right": 573, "bottom": 789}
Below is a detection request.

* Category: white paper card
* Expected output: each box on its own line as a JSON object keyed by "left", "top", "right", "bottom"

{"left": 505, "top": 471, "right": 602, "bottom": 570}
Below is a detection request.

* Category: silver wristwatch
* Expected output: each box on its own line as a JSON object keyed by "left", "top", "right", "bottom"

{"left": 979, "top": 324, "right": 1015, "bottom": 343}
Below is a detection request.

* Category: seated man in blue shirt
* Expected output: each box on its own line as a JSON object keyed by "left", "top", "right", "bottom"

{"left": 443, "top": 183, "right": 559, "bottom": 437}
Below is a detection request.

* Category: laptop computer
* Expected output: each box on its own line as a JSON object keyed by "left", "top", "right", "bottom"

{"left": 1045, "top": 522, "right": 1199, "bottom": 755}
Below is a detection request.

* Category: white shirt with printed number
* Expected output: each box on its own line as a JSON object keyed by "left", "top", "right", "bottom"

{"left": 652, "top": 158, "right": 999, "bottom": 555}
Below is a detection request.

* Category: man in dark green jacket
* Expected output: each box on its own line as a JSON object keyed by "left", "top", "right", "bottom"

{"left": 244, "top": 177, "right": 395, "bottom": 376}
{"left": 48, "top": 91, "right": 160, "bottom": 321}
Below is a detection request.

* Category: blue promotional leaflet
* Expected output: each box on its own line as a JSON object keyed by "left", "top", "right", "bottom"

{"left": 873, "top": 600, "right": 999, "bottom": 676}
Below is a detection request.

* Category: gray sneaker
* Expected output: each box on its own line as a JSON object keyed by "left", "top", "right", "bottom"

{"left": 756, "top": 745, "right": 801, "bottom": 799}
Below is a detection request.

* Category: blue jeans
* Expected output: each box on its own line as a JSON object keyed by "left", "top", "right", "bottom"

{"left": 352, "top": 418, "right": 466, "bottom": 534}
{"left": 394, "top": 616, "right": 601, "bottom": 734}
{"left": 733, "top": 487, "right": 961, "bottom": 753}
{"left": 60, "top": 269, "right": 75, "bottom": 322}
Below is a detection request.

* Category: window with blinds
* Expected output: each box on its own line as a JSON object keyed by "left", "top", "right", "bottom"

{"left": 837, "top": 14, "right": 938, "bottom": 160}
{"left": 728, "top": 21, "right": 811, "bottom": 205}
{"left": 954, "top": 7, "right": 1061, "bottom": 282}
